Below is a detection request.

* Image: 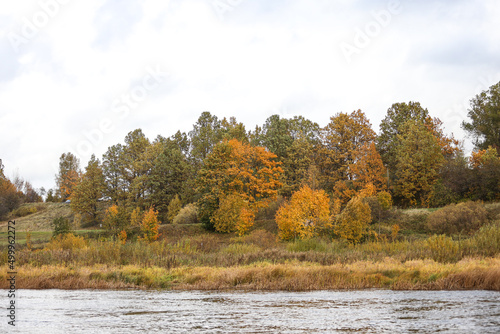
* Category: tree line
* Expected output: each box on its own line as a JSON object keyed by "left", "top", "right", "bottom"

{"left": 1, "top": 81, "right": 499, "bottom": 241}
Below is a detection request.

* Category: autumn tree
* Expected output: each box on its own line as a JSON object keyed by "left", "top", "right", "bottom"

{"left": 392, "top": 120, "right": 444, "bottom": 207}
{"left": 139, "top": 207, "right": 161, "bottom": 242}
{"left": 276, "top": 185, "right": 331, "bottom": 240}
{"left": 426, "top": 117, "right": 460, "bottom": 159}
{"left": 212, "top": 193, "right": 254, "bottom": 236}
{"left": 70, "top": 154, "right": 106, "bottom": 224}
{"left": 196, "top": 139, "right": 283, "bottom": 231}
{"left": 462, "top": 81, "right": 500, "bottom": 152}
{"left": 23, "top": 181, "right": 42, "bottom": 203}
{"left": 55, "top": 152, "right": 80, "bottom": 201}
{"left": 335, "top": 196, "right": 372, "bottom": 244}
{"left": 319, "top": 110, "right": 376, "bottom": 190}
{"left": 350, "top": 142, "right": 388, "bottom": 191}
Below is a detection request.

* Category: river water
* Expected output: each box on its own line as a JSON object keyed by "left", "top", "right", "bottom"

{"left": 4, "top": 289, "right": 500, "bottom": 333}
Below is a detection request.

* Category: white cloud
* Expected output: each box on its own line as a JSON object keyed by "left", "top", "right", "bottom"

{"left": 0, "top": 0, "right": 499, "bottom": 190}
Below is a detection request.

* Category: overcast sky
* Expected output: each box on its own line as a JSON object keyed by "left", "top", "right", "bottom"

{"left": 1, "top": 0, "right": 500, "bottom": 192}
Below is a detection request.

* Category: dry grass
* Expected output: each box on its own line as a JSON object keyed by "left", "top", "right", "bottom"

{"left": 2, "top": 257, "right": 498, "bottom": 291}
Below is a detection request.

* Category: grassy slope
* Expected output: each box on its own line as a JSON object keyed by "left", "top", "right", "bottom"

{"left": 0, "top": 202, "right": 73, "bottom": 231}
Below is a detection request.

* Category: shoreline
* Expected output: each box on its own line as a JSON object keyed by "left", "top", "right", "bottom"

{"left": 3, "top": 257, "right": 499, "bottom": 291}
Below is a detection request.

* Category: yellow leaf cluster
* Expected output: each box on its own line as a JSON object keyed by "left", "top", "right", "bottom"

{"left": 212, "top": 193, "right": 255, "bottom": 236}
{"left": 276, "top": 185, "right": 331, "bottom": 240}
{"left": 335, "top": 196, "right": 371, "bottom": 244}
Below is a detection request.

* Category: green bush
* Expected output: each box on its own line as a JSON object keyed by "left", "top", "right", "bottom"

{"left": 427, "top": 201, "right": 488, "bottom": 236}
{"left": 173, "top": 204, "right": 198, "bottom": 224}
{"left": 52, "top": 216, "right": 72, "bottom": 238}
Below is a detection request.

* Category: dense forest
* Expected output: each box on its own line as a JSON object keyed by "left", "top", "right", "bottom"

{"left": 1, "top": 81, "right": 499, "bottom": 244}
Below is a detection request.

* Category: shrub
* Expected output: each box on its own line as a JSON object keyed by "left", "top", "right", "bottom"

{"left": 400, "top": 212, "right": 429, "bottom": 234}
{"left": 52, "top": 216, "right": 72, "bottom": 238}
{"left": 45, "top": 233, "right": 87, "bottom": 250}
{"left": 276, "top": 186, "right": 331, "bottom": 240}
{"left": 173, "top": 204, "right": 199, "bottom": 224}
{"left": 427, "top": 201, "right": 488, "bottom": 236}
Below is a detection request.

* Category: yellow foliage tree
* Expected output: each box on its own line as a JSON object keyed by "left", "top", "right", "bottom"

{"left": 212, "top": 193, "right": 255, "bottom": 236}
{"left": 140, "top": 207, "right": 160, "bottom": 243}
{"left": 336, "top": 196, "right": 372, "bottom": 244}
{"left": 130, "top": 207, "right": 143, "bottom": 227}
{"left": 276, "top": 185, "right": 331, "bottom": 240}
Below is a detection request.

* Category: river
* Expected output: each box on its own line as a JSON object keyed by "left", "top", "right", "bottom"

{"left": 4, "top": 289, "right": 500, "bottom": 333}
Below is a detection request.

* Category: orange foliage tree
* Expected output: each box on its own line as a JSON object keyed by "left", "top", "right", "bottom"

{"left": 319, "top": 110, "right": 376, "bottom": 190}
{"left": 197, "top": 139, "right": 283, "bottom": 233}
{"left": 332, "top": 142, "right": 388, "bottom": 207}
{"left": 276, "top": 185, "right": 331, "bottom": 240}
{"left": 140, "top": 207, "right": 161, "bottom": 242}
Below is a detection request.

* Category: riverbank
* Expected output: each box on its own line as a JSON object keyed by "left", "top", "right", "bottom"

{"left": 2, "top": 256, "right": 499, "bottom": 291}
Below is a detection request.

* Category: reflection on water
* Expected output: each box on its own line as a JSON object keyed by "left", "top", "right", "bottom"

{"left": 4, "top": 289, "right": 500, "bottom": 333}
